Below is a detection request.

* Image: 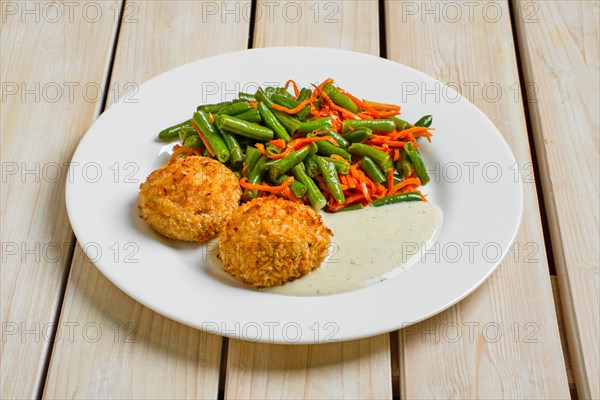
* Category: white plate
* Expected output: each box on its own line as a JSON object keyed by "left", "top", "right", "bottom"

{"left": 66, "top": 47, "right": 522, "bottom": 344}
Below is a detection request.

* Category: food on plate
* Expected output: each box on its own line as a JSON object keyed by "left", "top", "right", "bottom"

{"left": 148, "top": 78, "right": 440, "bottom": 292}
{"left": 218, "top": 197, "right": 333, "bottom": 288}
{"left": 157, "top": 78, "right": 435, "bottom": 213}
{"left": 138, "top": 155, "right": 241, "bottom": 242}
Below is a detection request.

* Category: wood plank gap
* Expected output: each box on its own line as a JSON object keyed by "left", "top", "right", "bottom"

{"left": 378, "top": 0, "right": 388, "bottom": 58}
{"left": 247, "top": 0, "right": 258, "bottom": 49}
{"left": 507, "top": 0, "right": 557, "bottom": 276}
{"left": 34, "top": 2, "right": 125, "bottom": 398}
{"left": 389, "top": 330, "right": 399, "bottom": 400}
{"left": 217, "top": 337, "right": 229, "bottom": 400}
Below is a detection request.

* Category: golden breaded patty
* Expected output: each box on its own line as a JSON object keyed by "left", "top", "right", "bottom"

{"left": 138, "top": 156, "right": 241, "bottom": 242}
{"left": 219, "top": 197, "right": 333, "bottom": 288}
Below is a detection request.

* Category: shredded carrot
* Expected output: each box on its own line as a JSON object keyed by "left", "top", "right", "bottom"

{"left": 255, "top": 143, "right": 292, "bottom": 159}
{"left": 388, "top": 178, "right": 422, "bottom": 197}
{"left": 289, "top": 135, "right": 337, "bottom": 149}
{"left": 268, "top": 139, "right": 286, "bottom": 149}
{"left": 271, "top": 97, "right": 315, "bottom": 114}
{"left": 387, "top": 168, "right": 394, "bottom": 194}
{"left": 360, "top": 181, "right": 372, "bottom": 203}
{"left": 284, "top": 79, "right": 300, "bottom": 98}
{"left": 239, "top": 176, "right": 294, "bottom": 193}
{"left": 338, "top": 88, "right": 382, "bottom": 118}
{"left": 208, "top": 112, "right": 215, "bottom": 123}
{"left": 329, "top": 154, "right": 346, "bottom": 161}
{"left": 247, "top": 101, "right": 258, "bottom": 109}
{"left": 169, "top": 145, "right": 201, "bottom": 163}
{"left": 363, "top": 100, "right": 401, "bottom": 112}
{"left": 393, "top": 149, "right": 400, "bottom": 161}
{"left": 190, "top": 121, "right": 215, "bottom": 156}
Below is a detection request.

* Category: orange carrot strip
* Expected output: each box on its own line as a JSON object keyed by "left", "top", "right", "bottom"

{"left": 360, "top": 182, "right": 372, "bottom": 203}
{"left": 190, "top": 121, "right": 216, "bottom": 156}
{"left": 239, "top": 176, "right": 294, "bottom": 193}
{"left": 362, "top": 100, "right": 401, "bottom": 112}
{"left": 268, "top": 139, "right": 286, "bottom": 149}
{"left": 255, "top": 143, "right": 292, "bottom": 159}
{"left": 289, "top": 135, "right": 336, "bottom": 149}
{"left": 338, "top": 88, "right": 382, "bottom": 118}
{"left": 284, "top": 79, "right": 300, "bottom": 97}
{"left": 388, "top": 178, "right": 422, "bottom": 197}
{"left": 271, "top": 98, "right": 315, "bottom": 114}
{"left": 208, "top": 112, "right": 215, "bottom": 123}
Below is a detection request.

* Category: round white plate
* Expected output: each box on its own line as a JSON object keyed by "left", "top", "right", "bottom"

{"left": 66, "top": 47, "right": 522, "bottom": 344}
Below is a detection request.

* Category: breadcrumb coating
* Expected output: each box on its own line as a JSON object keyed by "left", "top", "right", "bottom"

{"left": 219, "top": 197, "right": 333, "bottom": 288}
{"left": 138, "top": 156, "right": 241, "bottom": 242}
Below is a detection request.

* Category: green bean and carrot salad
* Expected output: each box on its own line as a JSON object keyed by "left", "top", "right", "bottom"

{"left": 158, "top": 78, "right": 435, "bottom": 212}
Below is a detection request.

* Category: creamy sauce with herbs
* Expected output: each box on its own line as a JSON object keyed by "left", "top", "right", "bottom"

{"left": 208, "top": 202, "right": 443, "bottom": 296}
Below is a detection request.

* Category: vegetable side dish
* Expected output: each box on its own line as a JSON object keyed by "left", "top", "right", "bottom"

{"left": 157, "top": 78, "right": 434, "bottom": 213}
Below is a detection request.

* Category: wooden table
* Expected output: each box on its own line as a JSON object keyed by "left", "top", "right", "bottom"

{"left": 2, "top": 1, "right": 598, "bottom": 398}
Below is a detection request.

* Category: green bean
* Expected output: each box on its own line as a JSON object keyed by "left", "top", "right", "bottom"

{"left": 271, "top": 109, "right": 301, "bottom": 135}
{"left": 316, "top": 141, "right": 351, "bottom": 160}
{"left": 255, "top": 88, "right": 274, "bottom": 108}
{"left": 298, "top": 117, "right": 332, "bottom": 134}
{"left": 197, "top": 101, "right": 232, "bottom": 113}
{"left": 271, "top": 94, "right": 300, "bottom": 110}
{"left": 215, "top": 125, "right": 243, "bottom": 168}
{"left": 296, "top": 88, "right": 312, "bottom": 102}
{"left": 238, "top": 92, "right": 256, "bottom": 102}
{"left": 218, "top": 102, "right": 251, "bottom": 116}
{"left": 397, "top": 151, "right": 414, "bottom": 177}
{"left": 335, "top": 203, "right": 364, "bottom": 212}
{"left": 307, "top": 142, "right": 318, "bottom": 156}
{"left": 319, "top": 130, "right": 349, "bottom": 148}
{"left": 183, "top": 134, "right": 202, "bottom": 149}
{"left": 347, "top": 143, "right": 392, "bottom": 169}
{"left": 322, "top": 83, "right": 358, "bottom": 113}
{"left": 404, "top": 142, "right": 430, "bottom": 184}
{"left": 371, "top": 192, "right": 423, "bottom": 207}
{"left": 269, "top": 174, "right": 307, "bottom": 198}
{"left": 216, "top": 115, "right": 274, "bottom": 141}
{"left": 359, "top": 157, "right": 386, "bottom": 184}
{"left": 342, "top": 127, "right": 372, "bottom": 143}
{"left": 317, "top": 157, "right": 345, "bottom": 204}
{"left": 158, "top": 120, "right": 191, "bottom": 141}
{"left": 244, "top": 146, "right": 260, "bottom": 178}
{"left": 295, "top": 88, "right": 313, "bottom": 121}
{"left": 232, "top": 109, "right": 262, "bottom": 123}
{"left": 244, "top": 156, "right": 268, "bottom": 200}
{"left": 321, "top": 157, "right": 350, "bottom": 175}
{"left": 265, "top": 143, "right": 282, "bottom": 156}
{"left": 264, "top": 87, "right": 277, "bottom": 97}
{"left": 387, "top": 117, "right": 412, "bottom": 131}
{"left": 192, "top": 111, "right": 229, "bottom": 163}
{"left": 414, "top": 115, "right": 433, "bottom": 127}
{"left": 258, "top": 102, "right": 291, "bottom": 142}
{"left": 268, "top": 145, "right": 312, "bottom": 179}
{"left": 304, "top": 155, "right": 320, "bottom": 178}
{"left": 342, "top": 119, "right": 396, "bottom": 133}
{"left": 292, "top": 163, "right": 326, "bottom": 210}
{"left": 276, "top": 87, "right": 294, "bottom": 99}
{"left": 178, "top": 125, "right": 196, "bottom": 141}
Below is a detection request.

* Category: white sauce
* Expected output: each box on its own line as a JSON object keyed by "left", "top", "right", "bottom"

{"left": 208, "top": 202, "right": 443, "bottom": 296}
